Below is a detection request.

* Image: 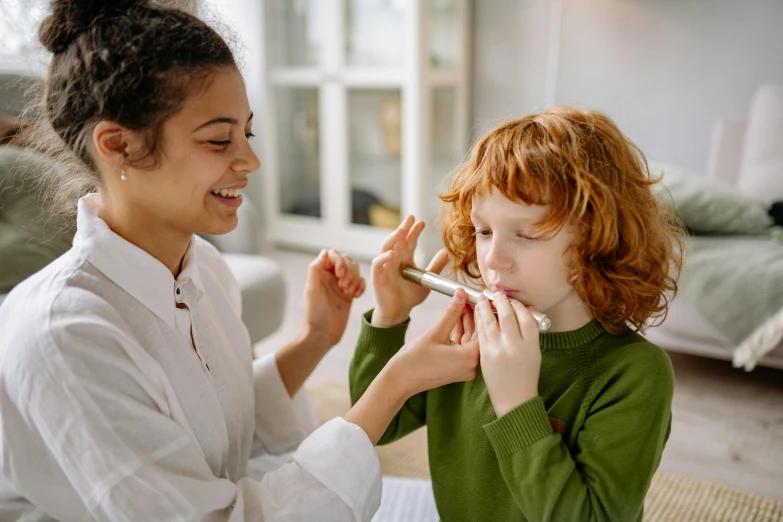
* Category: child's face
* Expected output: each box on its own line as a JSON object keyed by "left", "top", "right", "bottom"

{"left": 471, "top": 189, "right": 590, "bottom": 329}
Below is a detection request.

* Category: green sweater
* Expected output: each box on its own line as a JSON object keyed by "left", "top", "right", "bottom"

{"left": 349, "top": 310, "right": 674, "bottom": 522}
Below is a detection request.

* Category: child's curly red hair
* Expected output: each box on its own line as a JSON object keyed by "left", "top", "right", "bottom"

{"left": 440, "top": 107, "right": 684, "bottom": 334}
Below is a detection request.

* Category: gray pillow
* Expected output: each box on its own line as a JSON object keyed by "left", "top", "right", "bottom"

{"left": 0, "top": 145, "right": 74, "bottom": 293}
{"left": 648, "top": 162, "right": 774, "bottom": 236}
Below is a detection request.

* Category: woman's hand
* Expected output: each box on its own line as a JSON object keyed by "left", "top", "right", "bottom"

{"left": 474, "top": 292, "right": 542, "bottom": 418}
{"left": 371, "top": 215, "right": 450, "bottom": 327}
{"left": 303, "top": 249, "right": 365, "bottom": 349}
{"left": 346, "top": 289, "right": 479, "bottom": 444}
{"left": 386, "top": 289, "right": 479, "bottom": 397}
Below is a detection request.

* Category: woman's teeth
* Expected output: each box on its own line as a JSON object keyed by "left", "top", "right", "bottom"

{"left": 212, "top": 188, "right": 242, "bottom": 198}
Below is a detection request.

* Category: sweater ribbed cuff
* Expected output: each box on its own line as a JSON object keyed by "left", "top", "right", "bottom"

{"left": 483, "top": 397, "right": 553, "bottom": 459}
{"left": 358, "top": 309, "right": 410, "bottom": 358}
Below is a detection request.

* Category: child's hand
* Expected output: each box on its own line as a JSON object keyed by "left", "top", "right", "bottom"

{"left": 474, "top": 292, "right": 542, "bottom": 418}
{"left": 302, "top": 249, "right": 365, "bottom": 349}
{"left": 387, "top": 289, "right": 479, "bottom": 397}
{"left": 371, "top": 215, "right": 449, "bottom": 327}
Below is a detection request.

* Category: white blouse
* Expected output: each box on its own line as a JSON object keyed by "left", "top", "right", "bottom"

{"left": 0, "top": 194, "right": 381, "bottom": 522}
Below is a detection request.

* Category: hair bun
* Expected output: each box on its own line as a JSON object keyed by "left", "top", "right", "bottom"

{"left": 39, "top": 0, "right": 148, "bottom": 54}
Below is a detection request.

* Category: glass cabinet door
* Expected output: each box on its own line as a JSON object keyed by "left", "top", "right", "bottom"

{"left": 429, "top": 0, "right": 461, "bottom": 68}
{"left": 432, "top": 86, "right": 460, "bottom": 176}
{"left": 275, "top": 87, "right": 321, "bottom": 219}
{"left": 265, "top": 0, "right": 326, "bottom": 67}
{"left": 345, "top": 0, "right": 406, "bottom": 67}
{"left": 347, "top": 89, "right": 403, "bottom": 228}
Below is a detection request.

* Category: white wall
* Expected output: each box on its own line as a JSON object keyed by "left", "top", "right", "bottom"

{"left": 472, "top": 0, "right": 783, "bottom": 172}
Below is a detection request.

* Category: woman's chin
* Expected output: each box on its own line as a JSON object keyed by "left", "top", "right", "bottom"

{"left": 197, "top": 214, "right": 239, "bottom": 237}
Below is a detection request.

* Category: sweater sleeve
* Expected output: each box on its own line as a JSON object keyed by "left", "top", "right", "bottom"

{"left": 482, "top": 344, "right": 674, "bottom": 522}
{"left": 349, "top": 310, "right": 427, "bottom": 445}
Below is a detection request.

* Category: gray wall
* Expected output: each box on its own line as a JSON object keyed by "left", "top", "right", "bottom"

{"left": 471, "top": 0, "right": 783, "bottom": 172}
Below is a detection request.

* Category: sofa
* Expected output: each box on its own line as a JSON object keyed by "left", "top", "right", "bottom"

{"left": 645, "top": 84, "right": 783, "bottom": 370}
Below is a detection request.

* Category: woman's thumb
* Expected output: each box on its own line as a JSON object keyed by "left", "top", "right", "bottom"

{"left": 430, "top": 289, "right": 467, "bottom": 340}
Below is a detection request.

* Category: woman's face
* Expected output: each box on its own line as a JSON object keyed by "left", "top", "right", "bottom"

{"left": 117, "top": 66, "right": 260, "bottom": 237}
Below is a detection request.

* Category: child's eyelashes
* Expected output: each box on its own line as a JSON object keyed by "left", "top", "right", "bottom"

{"left": 472, "top": 227, "right": 536, "bottom": 241}
{"left": 472, "top": 227, "right": 492, "bottom": 239}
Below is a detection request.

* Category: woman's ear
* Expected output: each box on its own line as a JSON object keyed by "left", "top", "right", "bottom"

{"left": 92, "top": 121, "right": 128, "bottom": 164}
{"left": 92, "top": 121, "right": 148, "bottom": 168}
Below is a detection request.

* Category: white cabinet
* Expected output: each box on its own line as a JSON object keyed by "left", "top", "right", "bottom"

{"left": 259, "top": 0, "right": 470, "bottom": 261}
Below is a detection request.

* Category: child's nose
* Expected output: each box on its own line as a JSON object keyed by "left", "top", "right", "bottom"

{"left": 484, "top": 240, "right": 513, "bottom": 272}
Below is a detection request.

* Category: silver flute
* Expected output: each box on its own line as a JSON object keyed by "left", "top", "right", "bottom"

{"left": 401, "top": 266, "right": 551, "bottom": 332}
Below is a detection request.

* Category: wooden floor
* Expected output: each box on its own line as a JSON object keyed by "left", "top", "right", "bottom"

{"left": 254, "top": 249, "right": 783, "bottom": 502}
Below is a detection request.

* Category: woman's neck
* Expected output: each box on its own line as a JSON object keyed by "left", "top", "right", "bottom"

{"left": 98, "top": 195, "right": 191, "bottom": 278}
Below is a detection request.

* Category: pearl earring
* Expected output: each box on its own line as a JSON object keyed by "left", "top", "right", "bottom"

{"left": 120, "top": 169, "right": 127, "bottom": 181}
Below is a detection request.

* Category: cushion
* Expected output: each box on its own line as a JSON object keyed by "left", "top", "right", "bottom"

{"left": 738, "top": 84, "right": 783, "bottom": 204}
{"left": 0, "top": 146, "right": 74, "bottom": 293}
{"left": 648, "top": 162, "right": 773, "bottom": 236}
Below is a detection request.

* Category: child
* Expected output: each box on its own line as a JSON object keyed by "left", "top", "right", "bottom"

{"left": 350, "top": 107, "right": 684, "bottom": 521}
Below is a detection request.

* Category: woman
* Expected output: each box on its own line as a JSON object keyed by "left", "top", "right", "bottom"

{"left": 0, "top": 1, "right": 479, "bottom": 520}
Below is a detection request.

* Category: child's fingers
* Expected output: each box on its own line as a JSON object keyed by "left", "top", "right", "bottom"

{"left": 380, "top": 215, "right": 414, "bottom": 253}
{"left": 405, "top": 220, "right": 426, "bottom": 254}
{"left": 510, "top": 300, "right": 539, "bottom": 339}
{"left": 476, "top": 296, "right": 498, "bottom": 333}
{"left": 354, "top": 279, "right": 366, "bottom": 298}
{"left": 473, "top": 301, "right": 490, "bottom": 349}
{"left": 493, "top": 292, "right": 521, "bottom": 339}
{"left": 392, "top": 239, "right": 406, "bottom": 268}
{"left": 425, "top": 248, "right": 450, "bottom": 275}
{"left": 371, "top": 250, "right": 395, "bottom": 285}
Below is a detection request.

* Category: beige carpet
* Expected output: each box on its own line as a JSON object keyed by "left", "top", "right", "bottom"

{"left": 307, "top": 379, "right": 783, "bottom": 522}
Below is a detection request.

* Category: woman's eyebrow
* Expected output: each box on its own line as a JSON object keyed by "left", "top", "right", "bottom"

{"left": 193, "top": 112, "right": 253, "bottom": 132}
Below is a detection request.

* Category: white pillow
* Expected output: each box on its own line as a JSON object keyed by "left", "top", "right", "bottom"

{"left": 738, "top": 84, "right": 783, "bottom": 204}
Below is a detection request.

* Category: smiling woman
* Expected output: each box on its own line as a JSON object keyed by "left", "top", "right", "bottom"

{"left": 0, "top": 1, "right": 484, "bottom": 521}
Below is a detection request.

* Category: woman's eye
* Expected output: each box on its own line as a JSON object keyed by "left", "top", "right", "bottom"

{"left": 208, "top": 140, "right": 231, "bottom": 147}
{"left": 473, "top": 228, "right": 491, "bottom": 237}
{"left": 245, "top": 132, "right": 256, "bottom": 139}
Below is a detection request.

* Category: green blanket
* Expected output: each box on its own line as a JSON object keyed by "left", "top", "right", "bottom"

{"left": 650, "top": 163, "right": 783, "bottom": 370}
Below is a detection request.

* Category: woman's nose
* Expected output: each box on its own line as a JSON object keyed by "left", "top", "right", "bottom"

{"left": 233, "top": 139, "right": 261, "bottom": 174}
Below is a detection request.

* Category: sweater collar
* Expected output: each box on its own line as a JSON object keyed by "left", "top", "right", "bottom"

{"left": 540, "top": 320, "right": 606, "bottom": 350}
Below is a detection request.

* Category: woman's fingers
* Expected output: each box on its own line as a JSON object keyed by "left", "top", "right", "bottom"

{"left": 510, "top": 300, "right": 539, "bottom": 339}
{"left": 325, "top": 249, "right": 345, "bottom": 277}
{"left": 462, "top": 305, "right": 475, "bottom": 338}
{"left": 451, "top": 316, "right": 464, "bottom": 344}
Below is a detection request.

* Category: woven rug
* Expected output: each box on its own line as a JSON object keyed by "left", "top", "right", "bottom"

{"left": 306, "top": 380, "right": 783, "bottom": 522}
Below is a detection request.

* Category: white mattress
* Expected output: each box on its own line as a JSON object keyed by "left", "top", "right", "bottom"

{"left": 646, "top": 298, "right": 783, "bottom": 370}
